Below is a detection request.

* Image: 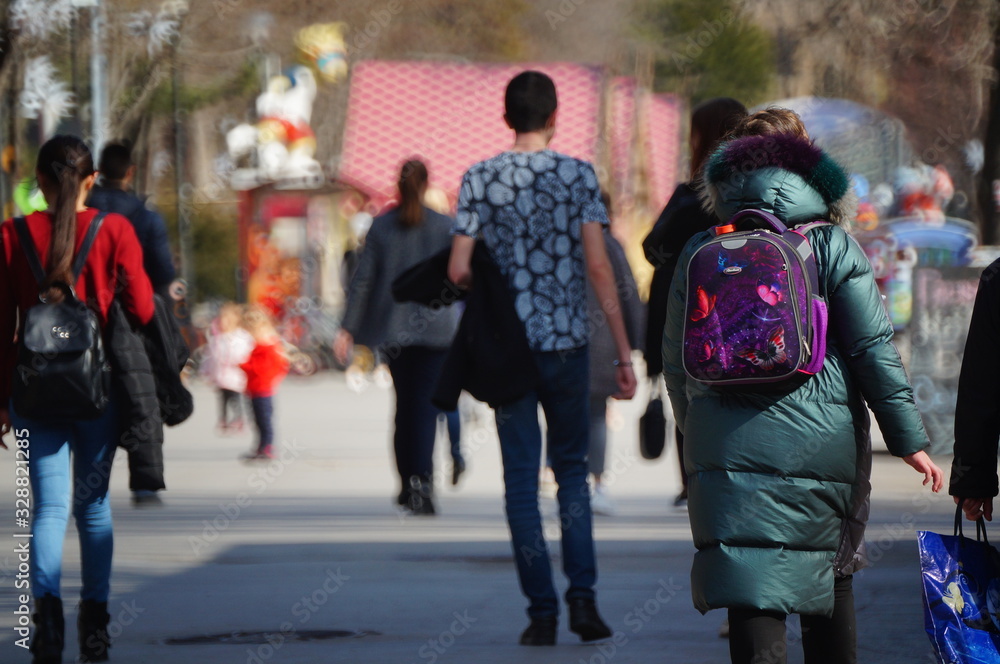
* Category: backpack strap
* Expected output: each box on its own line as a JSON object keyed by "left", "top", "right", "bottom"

{"left": 72, "top": 212, "right": 107, "bottom": 280}
{"left": 794, "top": 220, "right": 830, "bottom": 235}
{"left": 788, "top": 220, "right": 830, "bottom": 299}
{"left": 13, "top": 217, "right": 46, "bottom": 286}
{"left": 14, "top": 212, "right": 107, "bottom": 288}
{"left": 729, "top": 209, "right": 788, "bottom": 234}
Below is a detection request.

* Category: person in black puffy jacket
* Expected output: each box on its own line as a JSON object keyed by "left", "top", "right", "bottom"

{"left": 951, "top": 257, "right": 1000, "bottom": 521}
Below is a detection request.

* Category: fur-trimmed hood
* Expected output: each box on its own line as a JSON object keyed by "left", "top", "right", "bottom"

{"left": 699, "top": 133, "right": 857, "bottom": 226}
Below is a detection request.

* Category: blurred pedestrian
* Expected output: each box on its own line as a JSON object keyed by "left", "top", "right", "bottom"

{"left": 240, "top": 309, "right": 290, "bottom": 460}
{"left": 447, "top": 70, "right": 637, "bottom": 646}
{"left": 439, "top": 410, "right": 465, "bottom": 485}
{"left": 335, "top": 159, "right": 461, "bottom": 515}
{"left": 203, "top": 303, "right": 254, "bottom": 434}
{"left": 88, "top": 140, "right": 180, "bottom": 506}
{"left": 585, "top": 222, "right": 642, "bottom": 516}
{"left": 662, "top": 109, "right": 943, "bottom": 664}
{"left": 87, "top": 141, "right": 176, "bottom": 299}
{"left": 643, "top": 97, "right": 747, "bottom": 508}
{"left": 0, "top": 135, "right": 155, "bottom": 663}
{"left": 951, "top": 257, "right": 1000, "bottom": 522}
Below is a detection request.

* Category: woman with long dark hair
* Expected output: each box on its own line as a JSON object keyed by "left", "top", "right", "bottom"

{"left": 335, "top": 159, "right": 460, "bottom": 515}
{"left": 0, "top": 135, "right": 154, "bottom": 662}
{"left": 643, "top": 97, "right": 748, "bottom": 507}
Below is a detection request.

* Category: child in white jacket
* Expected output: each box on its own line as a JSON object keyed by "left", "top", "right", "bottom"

{"left": 203, "top": 303, "right": 254, "bottom": 433}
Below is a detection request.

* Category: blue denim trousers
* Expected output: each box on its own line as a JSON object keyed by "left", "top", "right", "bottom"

{"left": 250, "top": 395, "right": 275, "bottom": 454}
{"left": 440, "top": 410, "right": 462, "bottom": 463}
{"left": 10, "top": 399, "right": 118, "bottom": 602}
{"left": 494, "top": 348, "right": 596, "bottom": 619}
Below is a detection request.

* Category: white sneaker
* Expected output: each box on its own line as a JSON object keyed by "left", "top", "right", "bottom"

{"left": 591, "top": 486, "right": 617, "bottom": 516}
{"left": 539, "top": 468, "right": 557, "bottom": 500}
{"left": 374, "top": 364, "right": 393, "bottom": 389}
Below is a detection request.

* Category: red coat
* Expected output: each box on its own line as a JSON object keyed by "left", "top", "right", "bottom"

{"left": 0, "top": 208, "right": 155, "bottom": 404}
{"left": 240, "top": 340, "right": 289, "bottom": 397}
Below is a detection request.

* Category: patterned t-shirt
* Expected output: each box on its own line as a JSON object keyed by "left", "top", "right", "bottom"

{"left": 454, "top": 150, "right": 609, "bottom": 351}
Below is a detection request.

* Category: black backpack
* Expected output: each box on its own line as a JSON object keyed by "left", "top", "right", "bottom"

{"left": 12, "top": 213, "right": 111, "bottom": 420}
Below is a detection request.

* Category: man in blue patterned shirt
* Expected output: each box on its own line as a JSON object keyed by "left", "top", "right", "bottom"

{"left": 448, "top": 70, "right": 637, "bottom": 646}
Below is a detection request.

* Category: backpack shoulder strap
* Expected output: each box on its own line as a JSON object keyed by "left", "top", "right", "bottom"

{"left": 13, "top": 217, "right": 46, "bottom": 286}
{"left": 13, "top": 212, "right": 108, "bottom": 287}
{"left": 789, "top": 220, "right": 829, "bottom": 298}
{"left": 71, "top": 212, "right": 108, "bottom": 280}
{"left": 794, "top": 220, "right": 831, "bottom": 235}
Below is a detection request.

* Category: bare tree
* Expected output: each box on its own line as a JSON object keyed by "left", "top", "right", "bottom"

{"left": 740, "top": 0, "right": 997, "bottom": 226}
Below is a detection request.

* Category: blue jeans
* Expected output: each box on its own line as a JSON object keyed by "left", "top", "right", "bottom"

{"left": 10, "top": 399, "right": 118, "bottom": 602}
{"left": 440, "top": 410, "right": 462, "bottom": 463}
{"left": 250, "top": 396, "right": 274, "bottom": 454}
{"left": 494, "top": 348, "right": 596, "bottom": 619}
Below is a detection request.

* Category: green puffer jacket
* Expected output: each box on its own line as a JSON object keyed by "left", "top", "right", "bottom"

{"left": 662, "top": 133, "right": 929, "bottom": 617}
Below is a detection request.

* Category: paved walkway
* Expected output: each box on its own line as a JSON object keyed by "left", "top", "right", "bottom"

{"left": 0, "top": 374, "right": 957, "bottom": 663}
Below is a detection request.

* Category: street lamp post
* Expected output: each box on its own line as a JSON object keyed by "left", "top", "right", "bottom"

{"left": 172, "top": 2, "right": 194, "bottom": 297}
{"left": 70, "top": 0, "right": 105, "bottom": 156}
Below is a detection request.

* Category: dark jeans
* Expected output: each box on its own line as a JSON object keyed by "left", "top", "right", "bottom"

{"left": 219, "top": 388, "right": 243, "bottom": 426}
{"left": 588, "top": 395, "right": 607, "bottom": 478}
{"left": 387, "top": 346, "right": 448, "bottom": 484}
{"left": 728, "top": 575, "right": 857, "bottom": 664}
{"left": 494, "top": 348, "right": 596, "bottom": 619}
{"left": 250, "top": 396, "right": 274, "bottom": 453}
{"left": 440, "top": 410, "right": 462, "bottom": 463}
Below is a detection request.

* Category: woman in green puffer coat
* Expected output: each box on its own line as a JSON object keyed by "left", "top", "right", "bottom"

{"left": 661, "top": 109, "right": 943, "bottom": 664}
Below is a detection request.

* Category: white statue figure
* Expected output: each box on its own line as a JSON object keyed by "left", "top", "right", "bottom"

{"left": 226, "top": 65, "right": 322, "bottom": 186}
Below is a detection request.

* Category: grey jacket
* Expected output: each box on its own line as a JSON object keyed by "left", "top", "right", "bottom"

{"left": 588, "top": 230, "right": 642, "bottom": 398}
{"left": 341, "top": 207, "right": 460, "bottom": 352}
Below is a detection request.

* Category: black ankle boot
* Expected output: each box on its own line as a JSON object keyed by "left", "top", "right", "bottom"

{"left": 519, "top": 616, "right": 557, "bottom": 646}
{"left": 78, "top": 599, "right": 111, "bottom": 662}
{"left": 568, "top": 597, "right": 612, "bottom": 642}
{"left": 30, "top": 594, "right": 64, "bottom": 664}
{"left": 407, "top": 475, "right": 436, "bottom": 515}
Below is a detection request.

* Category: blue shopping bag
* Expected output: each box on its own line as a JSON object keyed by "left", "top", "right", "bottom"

{"left": 918, "top": 506, "right": 1000, "bottom": 663}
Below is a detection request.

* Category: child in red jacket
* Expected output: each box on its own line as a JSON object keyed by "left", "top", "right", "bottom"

{"left": 239, "top": 309, "right": 290, "bottom": 460}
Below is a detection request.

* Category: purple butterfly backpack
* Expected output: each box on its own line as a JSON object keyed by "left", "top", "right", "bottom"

{"left": 682, "top": 209, "right": 829, "bottom": 385}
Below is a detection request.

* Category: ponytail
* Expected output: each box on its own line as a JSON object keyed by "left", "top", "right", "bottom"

{"left": 397, "top": 159, "right": 428, "bottom": 228}
{"left": 36, "top": 135, "right": 95, "bottom": 301}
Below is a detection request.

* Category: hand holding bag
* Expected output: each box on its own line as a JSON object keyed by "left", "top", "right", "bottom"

{"left": 918, "top": 504, "right": 1000, "bottom": 663}
{"left": 639, "top": 377, "right": 667, "bottom": 460}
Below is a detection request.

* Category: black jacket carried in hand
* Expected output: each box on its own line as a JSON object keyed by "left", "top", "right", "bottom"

{"left": 106, "top": 294, "right": 192, "bottom": 491}
{"left": 392, "top": 242, "right": 536, "bottom": 411}
{"left": 951, "top": 257, "right": 1000, "bottom": 498}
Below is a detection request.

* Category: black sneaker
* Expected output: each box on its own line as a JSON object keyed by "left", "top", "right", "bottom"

{"left": 519, "top": 616, "right": 557, "bottom": 646}
{"left": 451, "top": 458, "right": 466, "bottom": 486}
{"left": 131, "top": 491, "right": 164, "bottom": 508}
{"left": 568, "top": 598, "right": 612, "bottom": 642}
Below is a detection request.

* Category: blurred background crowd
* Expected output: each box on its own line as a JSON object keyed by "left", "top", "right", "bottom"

{"left": 1, "top": 0, "right": 999, "bottom": 457}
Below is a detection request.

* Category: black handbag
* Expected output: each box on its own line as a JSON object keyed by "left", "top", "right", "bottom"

{"left": 639, "top": 377, "right": 667, "bottom": 460}
{"left": 11, "top": 214, "right": 111, "bottom": 420}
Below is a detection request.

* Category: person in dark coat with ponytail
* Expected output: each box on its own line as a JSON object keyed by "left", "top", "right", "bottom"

{"left": 643, "top": 97, "right": 747, "bottom": 507}
{"left": 335, "top": 159, "right": 460, "bottom": 515}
